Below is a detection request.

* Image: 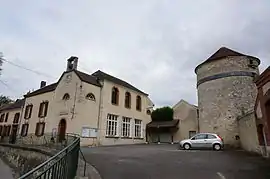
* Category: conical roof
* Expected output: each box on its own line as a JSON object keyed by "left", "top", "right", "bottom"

{"left": 195, "top": 47, "right": 260, "bottom": 73}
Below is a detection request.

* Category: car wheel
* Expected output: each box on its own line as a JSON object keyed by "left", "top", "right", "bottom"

{"left": 183, "top": 143, "right": 191, "bottom": 150}
{"left": 213, "top": 144, "right": 221, "bottom": 151}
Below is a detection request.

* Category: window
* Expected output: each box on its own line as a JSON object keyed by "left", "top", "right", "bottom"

{"left": 0, "top": 114, "right": 5, "bottom": 122}
{"left": 4, "top": 113, "right": 9, "bottom": 122}
{"left": 106, "top": 114, "right": 118, "bottom": 136}
{"left": 192, "top": 134, "right": 207, "bottom": 140}
{"left": 0, "top": 126, "right": 2, "bottom": 136}
{"left": 146, "top": 110, "right": 151, "bottom": 115}
{"left": 134, "top": 119, "right": 142, "bottom": 138}
{"left": 189, "top": 131, "right": 196, "bottom": 138}
{"left": 86, "top": 93, "right": 95, "bottom": 101}
{"left": 124, "top": 92, "right": 131, "bottom": 108}
{"left": 21, "top": 124, "right": 29, "bottom": 137}
{"left": 35, "top": 122, "right": 45, "bottom": 136}
{"left": 62, "top": 93, "right": 70, "bottom": 100}
{"left": 24, "top": 104, "right": 33, "bottom": 119}
{"left": 111, "top": 87, "right": 119, "bottom": 105}
{"left": 38, "top": 101, "right": 49, "bottom": 118}
{"left": 5, "top": 125, "right": 11, "bottom": 136}
{"left": 121, "top": 117, "right": 131, "bottom": 137}
{"left": 136, "top": 96, "right": 142, "bottom": 111}
{"left": 207, "top": 134, "right": 217, "bottom": 139}
{"left": 13, "top": 113, "right": 20, "bottom": 124}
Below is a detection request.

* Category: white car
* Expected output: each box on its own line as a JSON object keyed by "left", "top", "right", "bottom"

{"left": 179, "top": 133, "right": 224, "bottom": 151}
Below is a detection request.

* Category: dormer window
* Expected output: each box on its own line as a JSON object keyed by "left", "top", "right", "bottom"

{"left": 63, "top": 93, "right": 70, "bottom": 100}
{"left": 86, "top": 93, "right": 95, "bottom": 101}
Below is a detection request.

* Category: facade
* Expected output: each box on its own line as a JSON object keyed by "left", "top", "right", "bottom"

{"left": 195, "top": 47, "right": 260, "bottom": 147}
{"left": 146, "top": 99, "right": 199, "bottom": 143}
{"left": 0, "top": 99, "right": 25, "bottom": 142}
{"left": 19, "top": 57, "right": 153, "bottom": 146}
{"left": 254, "top": 67, "right": 270, "bottom": 156}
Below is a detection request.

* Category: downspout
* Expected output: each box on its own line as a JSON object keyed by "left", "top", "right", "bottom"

{"left": 97, "top": 80, "right": 103, "bottom": 145}
{"left": 71, "top": 82, "right": 78, "bottom": 120}
{"left": 197, "top": 108, "right": 200, "bottom": 133}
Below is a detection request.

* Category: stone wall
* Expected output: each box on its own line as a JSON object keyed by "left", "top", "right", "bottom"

{"left": 0, "top": 144, "right": 53, "bottom": 178}
{"left": 196, "top": 56, "right": 259, "bottom": 147}
{"left": 237, "top": 111, "right": 261, "bottom": 154}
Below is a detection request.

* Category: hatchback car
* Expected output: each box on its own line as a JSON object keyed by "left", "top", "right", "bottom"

{"left": 179, "top": 133, "right": 224, "bottom": 151}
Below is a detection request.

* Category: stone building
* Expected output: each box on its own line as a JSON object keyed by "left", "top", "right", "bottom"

{"left": 254, "top": 67, "right": 270, "bottom": 156}
{"left": 146, "top": 99, "right": 199, "bottom": 143}
{"left": 0, "top": 99, "right": 25, "bottom": 142}
{"left": 18, "top": 56, "right": 153, "bottom": 146}
{"left": 195, "top": 47, "right": 260, "bottom": 147}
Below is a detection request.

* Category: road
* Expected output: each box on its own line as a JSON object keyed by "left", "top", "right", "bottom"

{"left": 0, "top": 158, "right": 13, "bottom": 179}
{"left": 81, "top": 144, "right": 270, "bottom": 179}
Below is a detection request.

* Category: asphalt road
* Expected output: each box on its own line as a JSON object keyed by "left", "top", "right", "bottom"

{"left": 81, "top": 144, "right": 270, "bottom": 179}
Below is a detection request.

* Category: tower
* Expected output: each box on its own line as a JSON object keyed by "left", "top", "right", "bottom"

{"left": 195, "top": 47, "right": 260, "bottom": 146}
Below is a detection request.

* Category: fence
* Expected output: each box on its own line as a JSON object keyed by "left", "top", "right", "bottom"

{"left": 0, "top": 133, "right": 83, "bottom": 179}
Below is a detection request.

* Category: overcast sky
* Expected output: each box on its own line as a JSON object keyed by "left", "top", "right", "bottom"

{"left": 0, "top": 0, "right": 269, "bottom": 107}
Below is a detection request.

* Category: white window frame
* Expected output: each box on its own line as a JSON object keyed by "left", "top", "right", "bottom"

{"left": 106, "top": 114, "right": 118, "bottom": 136}
{"left": 134, "top": 119, "right": 142, "bottom": 138}
{"left": 121, "top": 117, "right": 131, "bottom": 137}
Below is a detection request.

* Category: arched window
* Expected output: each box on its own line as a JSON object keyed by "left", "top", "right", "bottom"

{"left": 136, "top": 95, "right": 142, "bottom": 111}
{"left": 111, "top": 87, "right": 119, "bottom": 105}
{"left": 125, "top": 92, "right": 131, "bottom": 108}
{"left": 62, "top": 93, "right": 70, "bottom": 100}
{"left": 86, "top": 93, "right": 96, "bottom": 101}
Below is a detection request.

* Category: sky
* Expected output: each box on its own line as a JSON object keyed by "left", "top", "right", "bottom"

{"left": 0, "top": 0, "right": 269, "bottom": 107}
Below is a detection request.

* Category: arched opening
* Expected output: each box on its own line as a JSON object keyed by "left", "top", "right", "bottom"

{"left": 62, "top": 93, "right": 70, "bottom": 100}
{"left": 86, "top": 93, "right": 96, "bottom": 101}
{"left": 111, "top": 87, "right": 119, "bottom": 105}
{"left": 136, "top": 95, "right": 142, "bottom": 111}
{"left": 58, "top": 119, "right": 67, "bottom": 142}
{"left": 125, "top": 92, "right": 131, "bottom": 108}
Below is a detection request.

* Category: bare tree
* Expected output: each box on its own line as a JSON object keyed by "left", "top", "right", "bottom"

{"left": 0, "top": 52, "right": 3, "bottom": 75}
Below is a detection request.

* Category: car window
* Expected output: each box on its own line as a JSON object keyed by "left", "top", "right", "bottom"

{"left": 207, "top": 134, "right": 216, "bottom": 139}
{"left": 194, "top": 134, "right": 207, "bottom": 140}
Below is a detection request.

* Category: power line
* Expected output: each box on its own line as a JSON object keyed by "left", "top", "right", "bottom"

{"left": 1, "top": 58, "right": 55, "bottom": 79}
{"left": 0, "top": 79, "right": 17, "bottom": 92}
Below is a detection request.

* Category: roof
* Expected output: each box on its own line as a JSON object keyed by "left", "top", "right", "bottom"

{"left": 195, "top": 47, "right": 260, "bottom": 73}
{"left": 74, "top": 70, "right": 101, "bottom": 87}
{"left": 147, "top": 120, "right": 179, "bottom": 128}
{"left": 172, "top": 99, "right": 197, "bottom": 109}
{"left": 92, "top": 70, "right": 148, "bottom": 95}
{"left": 254, "top": 66, "right": 270, "bottom": 85}
{"left": 24, "top": 83, "right": 57, "bottom": 98}
{"left": 0, "top": 99, "right": 25, "bottom": 112}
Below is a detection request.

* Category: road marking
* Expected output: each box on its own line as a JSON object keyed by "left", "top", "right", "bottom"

{"left": 217, "top": 172, "right": 226, "bottom": 179}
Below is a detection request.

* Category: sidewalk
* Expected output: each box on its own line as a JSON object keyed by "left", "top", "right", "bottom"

{"left": 0, "top": 158, "right": 14, "bottom": 179}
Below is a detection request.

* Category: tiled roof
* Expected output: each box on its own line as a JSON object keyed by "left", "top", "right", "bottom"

{"left": 24, "top": 83, "right": 57, "bottom": 98}
{"left": 195, "top": 47, "right": 260, "bottom": 73}
{"left": 0, "top": 99, "right": 25, "bottom": 112}
{"left": 74, "top": 70, "right": 101, "bottom": 87}
{"left": 147, "top": 120, "right": 179, "bottom": 128}
{"left": 92, "top": 70, "right": 148, "bottom": 95}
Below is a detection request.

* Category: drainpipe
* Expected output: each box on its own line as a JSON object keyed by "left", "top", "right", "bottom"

{"left": 97, "top": 80, "right": 103, "bottom": 145}
{"left": 262, "top": 126, "right": 268, "bottom": 157}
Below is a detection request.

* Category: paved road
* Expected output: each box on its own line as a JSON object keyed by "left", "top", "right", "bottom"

{"left": 82, "top": 144, "right": 270, "bottom": 179}
{"left": 0, "top": 158, "right": 13, "bottom": 179}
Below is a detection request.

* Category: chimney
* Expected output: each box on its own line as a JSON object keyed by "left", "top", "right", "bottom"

{"left": 66, "top": 56, "right": 78, "bottom": 71}
{"left": 40, "top": 81, "right": 46, "bottom": 88}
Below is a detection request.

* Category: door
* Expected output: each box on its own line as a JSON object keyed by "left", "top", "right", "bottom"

{"left": 190, "top": 134, "right": 207, "bottom": 148}
{"left": 205, "top": 134, "right": 217, "bottom": 148}
{"left": 58, "top": 119, "right": 66, "bottom": 142}
{"left": 10, "top": 125, "right": 18, "bottom": 144}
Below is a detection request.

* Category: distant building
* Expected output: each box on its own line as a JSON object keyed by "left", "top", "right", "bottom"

{"left": 0, "top": 99, "right": 25, "bottom": 142}
{"left": 195, "top": 47, "right": 260, "bottom": 147}
{"left": 17, "top": 56, "right": 153, "bottom": 146}
{"left": 146, "top": 99, "right": 198, "bottom": 143}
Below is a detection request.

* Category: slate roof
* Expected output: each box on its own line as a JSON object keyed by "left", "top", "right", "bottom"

{"left": 195, "top": 47, "right": 260, "bottom": 73}
{"left": 0, "top": 99, "right": 25, "bottom": 112}
{"left": 74, "top": 70, "right": 101, "bottom": 87}
{"left": 147, "top": 120, "right": 179, "bottom": 128}
{"left": 92, "top": 70, "right": 148, "bottom": 95}
{"left": 24, "top": 83, "right": 58, "bottom": 98}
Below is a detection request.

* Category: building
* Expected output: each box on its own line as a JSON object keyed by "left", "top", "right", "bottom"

{"left": 146, "top": 99, "right": 199, "bottom": 143}
{"left": 254, "top": 67, "right": 270, "bottom": 156}
{"left": 19, "top": 56, "right": 153, "bottom": 146}
{"left": 195, "top": 47, "right": 260, "bottom": 147}
{"left": 0, "top": 99, "right": 25, "bottom": 142}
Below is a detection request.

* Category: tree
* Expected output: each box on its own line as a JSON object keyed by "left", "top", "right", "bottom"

{"left": 0, "top": 95, "right": 13, "bottom": 107}
{"left": 151, "top": 106, "right": 174, "bottom": 122}
{"left": 0, "top": 52, "right": 3, "bottom": 75}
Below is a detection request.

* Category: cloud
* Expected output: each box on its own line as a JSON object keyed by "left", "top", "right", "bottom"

{"left": 0, "top": 0, "right": 269, "bottom": 107}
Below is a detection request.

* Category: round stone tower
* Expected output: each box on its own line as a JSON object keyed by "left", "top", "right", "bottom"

{"left": 195, "top": 47, "right": 260, "bottom": 147}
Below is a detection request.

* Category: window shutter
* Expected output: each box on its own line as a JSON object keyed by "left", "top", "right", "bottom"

{"left": 41, "top": 123, "right": 45, "bottom": 136}
{"left": 5, "top": 113, "right": 9, "bottom": 122}
{"left": 44, "top": 102, "right": 49, "bottom": 117}
{"left": 35, "top": 123, "right": 39, "bottom": 136}
{"left": 29, "top": 105, "right": 33, "bottom": 118}
{"left": 38, "top": 103, "right": 42, "bottom": 117}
